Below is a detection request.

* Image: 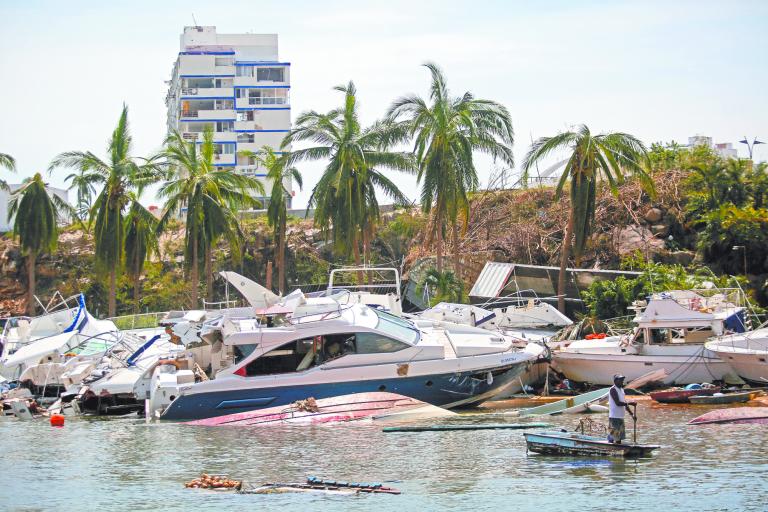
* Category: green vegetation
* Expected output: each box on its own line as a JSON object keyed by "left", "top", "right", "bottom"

{"left": 0, "top": 151, "right": 16, "bottom": 190}
{"left": 417, "top": 268, "right": 466, "bottom": 306}
{"left": 582, "top": 254, "right": 742, "bottom": 319}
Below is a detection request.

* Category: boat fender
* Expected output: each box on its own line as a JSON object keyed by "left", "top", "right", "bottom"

{"left": 50, "top": 413, "right": 65, "bottom": 427}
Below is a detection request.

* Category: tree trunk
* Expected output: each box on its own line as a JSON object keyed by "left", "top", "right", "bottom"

{"left": 558, "top": 210, "right": 574, "bottom": 314}
{"left": 205, "top": 244, "right": 213, "bottom": 304}
{"left": 26, "top": 251, "right": 36, "bottom": 316}
{"left": 435, "top": 220, "right": 444, "bottom": 273}
{"left": 352, "top": 233, "right": 363, "bottom": 284}
{"left": 133, "top": 250, "right": 140, "bottom": 314}
{"left": 363, "top": 228, "right": 371, "bottom": 285}
{"left": 108, "top": 267, "right": 117, "bottom": 317}
{"left": 278, "top": 222, "right": 286, "bottom": 295}
{"left": 266, "top": 260, "right": 273, "bottom": 292}
{"left": 452, "top": 222, "right": 461, "bottom": 279}
{"left": 190, "top": 235, "right": 199, "bottom": 309}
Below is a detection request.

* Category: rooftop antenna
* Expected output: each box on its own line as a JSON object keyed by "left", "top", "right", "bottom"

{"left": 191, "top": 13, "right": 199, "bottom": 27}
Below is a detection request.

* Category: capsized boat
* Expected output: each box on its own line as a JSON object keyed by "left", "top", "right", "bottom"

{"left": 553, "top": 289, "right": 747, "bottom": 386}
{"left": 142, "top": 281, "right": 538, "bottom": 421}
{"left": 418, "top": 299, "right": 572, "bottom": 331}
{"left": 688, "top": 407, "right": 768, "bottom": 425}
{"left": 705, "top": 328, "right": 768, "bottom": 385}
{"left": 517, "top": 388, "right": 609, "bottom": 417}
{"left": 186, "top": 392, "right": 441, "bottom": 426}
{"left": 688, "top": 391, "right": 761, "bottom": 405}
{"left": 650, "top": 387, "right": 720, "bottom": 404}
{"left": 524, "top": 431, "right": 660, "bottom": 458}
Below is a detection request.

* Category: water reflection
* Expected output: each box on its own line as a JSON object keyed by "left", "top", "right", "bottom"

{"left": 2, "top": 401, "right": 767, "bottom": 511}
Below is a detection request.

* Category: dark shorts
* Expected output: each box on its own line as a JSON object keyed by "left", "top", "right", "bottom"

{"left": 608, "top": 417, "right": 626, "bottom": 443}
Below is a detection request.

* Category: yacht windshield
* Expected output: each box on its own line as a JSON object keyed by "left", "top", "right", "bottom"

{"left": 373, "top": 309, "right": 420, "bottom": 344}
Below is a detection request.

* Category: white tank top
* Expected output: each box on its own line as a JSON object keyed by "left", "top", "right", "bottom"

{"left": 608, "top": 385, "right": 625, "bottom": 419}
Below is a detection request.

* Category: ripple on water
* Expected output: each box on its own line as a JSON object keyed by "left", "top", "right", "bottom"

{"left": 1, "top": 402, "right": 768, "bottom": 512}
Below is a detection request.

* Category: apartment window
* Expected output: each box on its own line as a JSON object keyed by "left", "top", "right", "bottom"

{"left": 214, "top": 78, "right": 233, "bottom": 88}
{"left": 216, "top": 121, "right": 234, "bottom": 132}
{"left": 237, "top": 88, "right": 288, "bottom": 106}
{"left": 214, "top": 143, "right": 236, "bottom": 155}
{"left": 237, "top": 133, "right": 255, "bottom": 143}
{"left": 257, "top": 67, "right": 285, "bottom": 82}
{"left": 214, "top": 99, "right": 233, "bottom": 110}
{"left": 236, "top": 66, "right": 254, "bottom": 77}
{"left": 237, "top": 111, "right": 254, "bottom": 121}
{"left": 215, "top": 57, "right": 234, "bottom": 66}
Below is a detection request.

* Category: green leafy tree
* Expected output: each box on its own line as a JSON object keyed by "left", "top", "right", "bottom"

{"left": 241, "top": 147, "right": 302, "bottom": 294}
{"left": 417, "top": 267, "right": 465, "bottom": 306}
{"left": 522, "top": 125, "right": 654, "bottom": 312}
{"left": 387, "top": 63, "right": 514, "bottom": 276}
{"left": 282, "top": 81, "right": 413, "bottom": 282}
{"left": 50, "top": 105, "right": 162, "bottom": 317}
{"left": 697, "top": 205, "right": 768, "bottom": 276}
{"left": 124, "top": 197, "right": 159, "bottom": 313}
{"left": 9, "top": 173, "right": 71, "bottom": 314}
{"left": 160, "top": 127, "right": 264, "bottom": 307}
{"left": 0, "top": 152, "right": 16, "bottom": 190}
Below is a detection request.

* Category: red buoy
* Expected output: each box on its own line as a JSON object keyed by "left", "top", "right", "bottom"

{"left": 50, "top": 413, "right": 65, "bottom": 427}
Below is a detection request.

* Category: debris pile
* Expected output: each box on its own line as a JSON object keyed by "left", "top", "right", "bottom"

{"left": 184, "top": 474, "right": 241, "bottom": 490}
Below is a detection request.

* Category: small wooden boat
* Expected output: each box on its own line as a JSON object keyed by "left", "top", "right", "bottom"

{"left": 649, "top": 387, "right": 719, "bottom": 404}
{"left": 524, "top": 431, "right": 660, "bottom": 458}
{"left": 689, "top": 391, "right": 759, "bottom": 405}
{"left": 186, "top": 392, "right": 432, "bottom": 426}
{"left": 518, "top": 388, "right": 609, "bottom": 417}
{"left": 688, "top": 407, "right": 768, "bottom": 425}
{"left": 238, "top": 477, "right": 401, "bottom": 495}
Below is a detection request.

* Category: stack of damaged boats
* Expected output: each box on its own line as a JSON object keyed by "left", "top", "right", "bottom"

{"left": 2, "top": 270, "right": 766, "bottom": 425}
{"left": 0, "top": 270, "right": 547, "bottom": 422}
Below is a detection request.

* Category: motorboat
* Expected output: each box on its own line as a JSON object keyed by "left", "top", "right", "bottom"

{"left": 517, "top": 388, "right": 610, "bottom": 416}
{"left": 419, "top": 299, "right": 572, "bottom": 331}
{"left": 552, "top": 289, "right": 747, "bottom": 386}
{"left": 141, "top": 285, "right": 539, "bottom": 421}
{"left": 705, "top": 327, "right": 768, "bottom": 385}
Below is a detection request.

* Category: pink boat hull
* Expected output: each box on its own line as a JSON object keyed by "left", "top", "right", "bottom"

{"left": 688, "top": 407, "right": 768, "bottom": 425}
{"left": 186, "top": 392, "right": 426, "bottom": 426}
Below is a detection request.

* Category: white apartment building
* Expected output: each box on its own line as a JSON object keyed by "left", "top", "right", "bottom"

{"left": 687, "top": 135, "right": 739, "bottom": 159}
{"left": 165, "top": 26, "right": 292, "bottom": 205}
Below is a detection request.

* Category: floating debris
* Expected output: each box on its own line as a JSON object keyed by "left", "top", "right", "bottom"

{"left": 238, "top": 477, "right": 401, "bottom": 495}
{"left": 382, "top": 422, "right": 553, "bottom": 433}
{"left": 184, "top": 473, "right": 241, "bottom": 490}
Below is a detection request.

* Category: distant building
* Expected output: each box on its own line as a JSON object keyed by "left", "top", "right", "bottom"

{"left": 165, "top": 26, "right": 293, "bottom": 206}
{"left": 687, "top": 134, "right": 739, "bottom": 159}
{"left": 0, "top": 184, "right": 69, "bottom": 232}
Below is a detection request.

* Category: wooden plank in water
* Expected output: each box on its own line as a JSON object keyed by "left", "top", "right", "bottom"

{"left": 383, "top": 422, "right": 553, "bottom": 433}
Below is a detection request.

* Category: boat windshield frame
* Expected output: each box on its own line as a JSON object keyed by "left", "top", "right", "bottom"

{"left": 373, "top": 308, "right": 420, "bottom": 345}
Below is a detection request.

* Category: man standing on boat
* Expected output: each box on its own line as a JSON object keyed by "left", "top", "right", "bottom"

{"left": 608, "top": 374, "right": 635, "bottom": 444}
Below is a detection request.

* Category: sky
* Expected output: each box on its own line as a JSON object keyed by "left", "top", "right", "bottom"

{"left": 1, "top": 0, "right": 767, "bottom": 209}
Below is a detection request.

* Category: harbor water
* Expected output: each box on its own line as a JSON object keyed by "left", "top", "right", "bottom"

{"left": 2, "top": 401, "right": 766, "bottom": 512}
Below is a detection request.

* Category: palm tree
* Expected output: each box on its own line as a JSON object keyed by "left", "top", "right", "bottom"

{"left": 64, "top": 167, "right": 100, "bottom": 225}
{"left": 387, "top": 63, "right": 514, "bottom": 276}
{"left": 0, "top": 152, "right": 16, "bottom": 190}
{"left": 49, "top": 105, "right": 162, "bottom": 317}
{"left": 282, "top": 81, "right": 413, "bottom": 281}
{"left": 160, "top": 127, "right": 264, "bottom": 308}
{"left": 241, "top": 146, "right": 302, "bottom": 295}
{"left": 521, "top": 124, "right": 654, "bottom": 312}
{"left": 124, "top": 196, "right": 159, "bottom": 313}
{"left": 9, "top": 173, "right": 69, "bottom": 315}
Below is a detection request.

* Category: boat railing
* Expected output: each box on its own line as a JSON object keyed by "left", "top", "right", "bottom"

{"left": 327, "top": 267, "right": 401, "bottom": 299}
{"left": 650, "top": 288, "right": 746, "bottom": 312}
{"left": 107, "top": 311, "right": 169, "bottom": 330}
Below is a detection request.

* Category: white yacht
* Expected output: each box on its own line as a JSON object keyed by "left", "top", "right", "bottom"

{"left": 140, "top": 281, "right": 538, "bottom": 421}
{"left": 552, "top": 289, "right": 747, "bottom": 386}
{"left": 705, "top": 327, "right": 768, "bottom": 384}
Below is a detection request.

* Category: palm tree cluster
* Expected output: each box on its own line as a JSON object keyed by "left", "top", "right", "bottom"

{"left": 8, "top": 61, "right": 654, "bottom": 317}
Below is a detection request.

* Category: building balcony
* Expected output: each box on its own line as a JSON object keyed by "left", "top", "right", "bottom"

{"left": 234, "top": 76, "right": 290, "bottom": 88}
{"left": 213, "top": 153, "right": 236, "bottom": 166}
{"left": 182, "top": 131, "right": 237, "bottom": 143}
{"left": 180, "top": 109, "right": 236, "bottom": 121}
{"left": 180, "top": 87, "right": 234, "bottom": 99}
